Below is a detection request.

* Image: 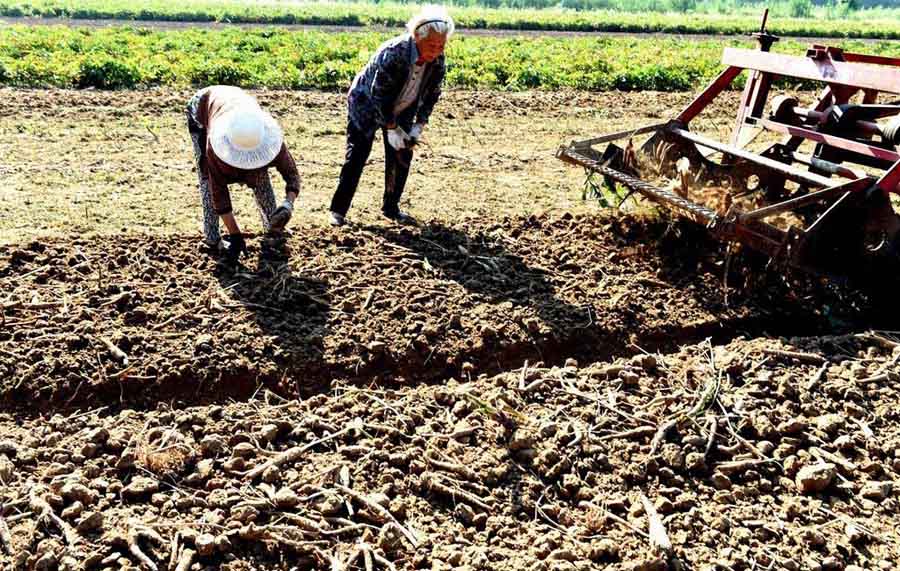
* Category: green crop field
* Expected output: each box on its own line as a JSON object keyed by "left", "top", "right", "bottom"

{"left": 0, "top": 25, "right": 898, "bottom": 91}
{"left": 3, "top": 0, "right": 900, "bottom": 38}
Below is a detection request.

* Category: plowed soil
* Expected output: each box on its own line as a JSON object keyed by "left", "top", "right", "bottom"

{"left": 1, "top": 213, "right": 853, "bottom": 409}
{"left": 1, "top": 88, "right": 899, "bottom": 571}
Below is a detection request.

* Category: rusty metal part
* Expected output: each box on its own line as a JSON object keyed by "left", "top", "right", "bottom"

{"left": 557, "top": 144, "right": 718, "bottom": 227}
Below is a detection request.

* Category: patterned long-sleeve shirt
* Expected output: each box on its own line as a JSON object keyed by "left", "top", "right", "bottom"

{"left": 195, "top": 86, "right": 301, "bottom": 215}
{"left": 347, "top": 34, "right": 446, "bottom": 135}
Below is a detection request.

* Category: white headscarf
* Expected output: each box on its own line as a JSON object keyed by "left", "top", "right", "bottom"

{"left": 407, "top": 4, "right": 455, "bottom": 40}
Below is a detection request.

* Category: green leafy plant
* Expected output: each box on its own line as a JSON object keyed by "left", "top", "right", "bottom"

{"left": 0, "top": 25, "right": 897, "bottom": 91}
{"left": 77, "top": 54, "right": 140, "bottom": 88}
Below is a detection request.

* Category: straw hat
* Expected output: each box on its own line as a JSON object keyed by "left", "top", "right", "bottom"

{"left": 210, "top": 103, "right": 284, "bottom": 170}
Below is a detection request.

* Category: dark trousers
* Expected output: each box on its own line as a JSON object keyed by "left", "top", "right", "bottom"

{"left": 330, "top": 120, "right": 414, "bottom": 217}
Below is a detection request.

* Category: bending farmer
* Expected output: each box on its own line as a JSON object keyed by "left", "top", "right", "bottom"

{"left": 329, "top": 5, "right": 454, "bottom": 227}
{"left": 186, "top": 85, "right": 301, "bottom": 262}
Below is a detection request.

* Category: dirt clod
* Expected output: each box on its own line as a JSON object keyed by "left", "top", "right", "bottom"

{"left": 796, "top": 463, "right": 836, "bottom": 494}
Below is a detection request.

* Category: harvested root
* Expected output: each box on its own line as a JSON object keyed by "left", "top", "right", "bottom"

{"left": 857, "top": 371, "right": 899, "bottom": 385}
{"left": 422, "top": 473, "right": 492, "bottom": 512}
{"left": 811, "top": 447, "right": 857, "bottom": 474}
{"left": 168, "top": 532, "right": 180, "bottom": 571}
{"left": 174, "top": 548, "right": 195, "bottom": 571}
{"left": 424, "top": 448, "right": 478, "bottom": 481}
{"left": 371, "top": 549, "right": 398, "bottom": 571}
{"left": 702, "top": 415, "right": 718, "bottom": 463}
{"left": 761, "top": 348, "right": 825, "bottom": 365}
{"left": 343, "top": 543, "right": 395, "bottom": 571}
{"left": 334, "top": 485, "right": 418, "bottom": 548}
{"left": 855, "top": 332, "right": 899, "bottom": 350}
{"left": 716, "top": 459, "right": 767, "bottom": 476}
{"left": 578, "top": 500, "right": 648, "bottom": 539}
{"left": 640, "top": 493, "right": 672, "bottom": 555}
{"left": 96, "top": 335, "right": 129, "bottom": 365}
{"left": 276, "top": 513, "right": 329, "bottom": 535}
{"left": 128, "top": 526, "right": 165, "bottom": 571}
{"left": 246, "top": 419, "right": 362, "bottom": 480}
{"left": 598, "top": 426, "right": 656, "bottom": 442}
{"left": 321, "top": 520, "right": 371, "bottom": 537}
{"left": 29, "top": 488, "right": 77, "bottom": 545}
{"left": 238, "top": 524, "right": 330, "bottom": 559}
{"left": 0, "top": 513, "right": 12, "bottom": 554}
{"left": 806, "top": 363, "right": 829, "bottom": 391}
{"left": 363, "top": 545, "right": 375, "bottom": 571}
{"left": 649, "top": 419, "right": 678, "bottom": 456}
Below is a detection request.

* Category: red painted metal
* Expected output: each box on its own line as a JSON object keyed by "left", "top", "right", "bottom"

{"left": 722, "top": 48, "right": 900, "bottom": 94}
{"left": 757, "top": 119, "right": 900, "bottom": 166}
{"left": 739, "top": 178, "right": 872, "bottom": 222}
{"left": 862, "top": 89, "right": 879, "bottom": 105}
{"left": 671, "top": 127, "right": 836, "bottom": 187}
{"left": 875, "top": 160, "right": 900, "bottom": 194}
{"left": 842, "top": 52, "right": 900, "bottom": 68}
{"left": 676, "top": 66, "right": 743, "bottom": 124}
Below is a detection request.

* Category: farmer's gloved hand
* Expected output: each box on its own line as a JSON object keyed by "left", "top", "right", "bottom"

{"left": 386, "top": 126, "right": 410, "bottom": 150}
{"left": 223, "top": 233, "right": 246, "bottom": 263}
{"left": 269, "top": 199, "right": 294, "bottom": 232}
{"left": 408, "top": 123, "right": 424, "bottom": 146}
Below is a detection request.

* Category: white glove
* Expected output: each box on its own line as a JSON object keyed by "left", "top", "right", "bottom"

{"left": 408, "top": 123, "right": 424, "bottom": 145}
{"left": 386, "top": 127, "right": 410, "bottom": 150}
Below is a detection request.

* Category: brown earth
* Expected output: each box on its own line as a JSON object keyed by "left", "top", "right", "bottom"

{"left": 0, "top": 212, "right": 841, "bottom": 409}
{"left": 1, "top": 88, "right": 899, "bottom": 571}
{"left": 0, "top": 87, "right": 741, "bottom": 244}
{"left": 1, "top": 333, "right": 898, "bottom": 570}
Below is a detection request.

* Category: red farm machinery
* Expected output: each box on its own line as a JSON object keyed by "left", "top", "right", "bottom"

{"left": 557, "top": 15, "right": 900, "bottom": 291}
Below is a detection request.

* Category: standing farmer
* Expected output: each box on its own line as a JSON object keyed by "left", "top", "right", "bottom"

{"left": 186, "top": 85, "right": 301, "bottom": 262}
{"left": 329, "top": 5, "right": 454, "bottom": 227}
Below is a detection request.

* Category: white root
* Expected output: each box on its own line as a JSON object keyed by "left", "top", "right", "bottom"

{"left": 96, "top": 335, "right": 129, "bottom": 365}
{"left": 29, "top": 488, "right": 77, "bottom": 546}
{"left": 424, "top": 449, "right": 478, "bottom": 481}
{"left": 0, "top": 513, "right": 12, "bottom": 554}
{"left": 423, "top": 473, "right": 492, "bottom": 512}
{"left": 174, "top": 548, "right": 195, "bottom": 571}
{"left": 128, "top": 526, "right": 165, "bottom": 571}
{"left": 246, "top": 420, "right": 361, "bottom": 480}
{"left": 639, "top": 493, "right": 672, "bottom": 556}
{"left": 334, "top": 485, "right": 418, "bottom": 548}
